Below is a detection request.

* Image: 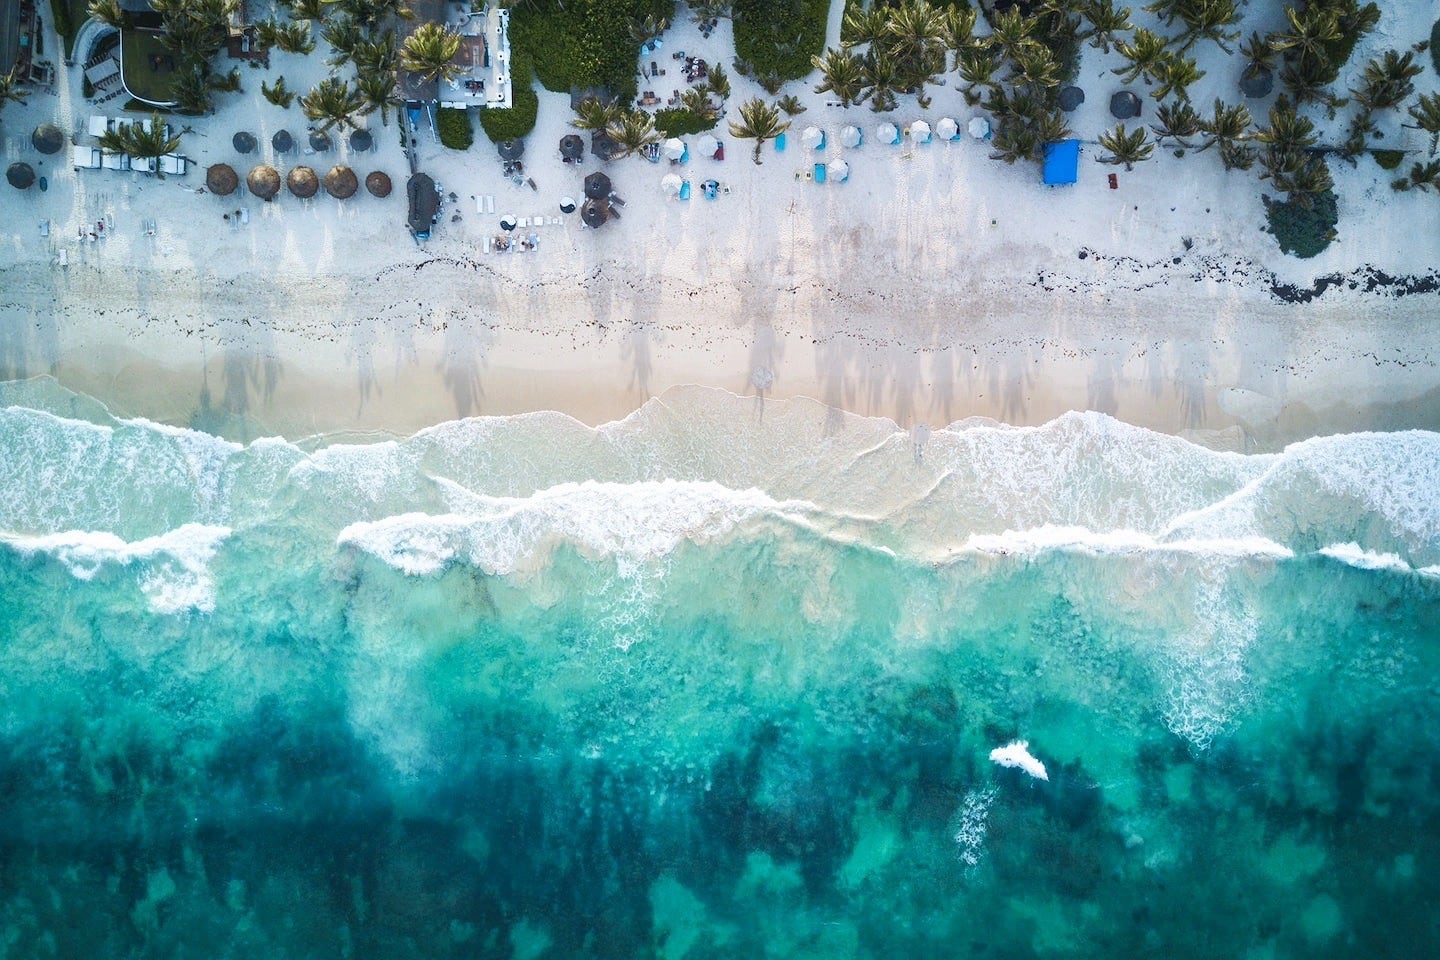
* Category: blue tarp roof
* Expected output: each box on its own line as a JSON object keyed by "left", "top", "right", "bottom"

{"left": 1042, "top": 140, "right": 1080, "bottom": 185}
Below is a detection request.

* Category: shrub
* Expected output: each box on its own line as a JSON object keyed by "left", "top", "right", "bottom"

{"left": 1372, "top": 149, "right": 1404, "bottom": 170}
{"left": 654, "top": 107, "right": 718, "bottom": 136}
{"left": 437, "top": 107, "right": 474, "bottom": 150}
{"left": 732, "top": 0, "right": 829, "bottom": 89}
{"left": 1263, "top": 190, "right": 1339, "bottom": 259}
{"left": 1432, "top": 18, "right": 1440, "bottom": 75}
{"left": 510, "top": 0, "right": 674, "bottom": 103}
{"left": 480, "top": 54, "right": 539, "bottom": 141}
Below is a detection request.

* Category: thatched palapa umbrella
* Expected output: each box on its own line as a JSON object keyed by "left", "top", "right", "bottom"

{"left": 32, "top": 123, "right": 65, "bottom": 154}
{"left": 559, "top": 134, "right": 584, "bottom": 160}
{"left": 366, "top": 171, "right": 392, "bottom": 198}
{"left": 583, "top": 171, "right": 611, "bottom": 200}
{"left": 207, "top": 163, "right": 239, "bottom": 196}
{"left": 324, "top": 165, "right": 358, "bottom": 199}
{"left": 272, "top": 129, "right": 294, "bottom": 153}
{"left": 1110, "top": 90, "right": 1141, "bottom": 120}
{"left": 288, "top": 166, "right": 319, "bottom": 198}
{"left": 7, "top": 162, "right": 36, "bottom": 190}
{"left": 247, "top": 164, "right": 281, "bottom": 201}
{"left": 233, "top": 131, "right": 257, "bottom": 154}
{"left": 581, "top": 198, "right": 608, "bottom": 228}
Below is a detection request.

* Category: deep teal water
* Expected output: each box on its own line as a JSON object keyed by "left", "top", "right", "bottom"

{"left": 0, "top": 382, "right": 1437, "bottom": 958}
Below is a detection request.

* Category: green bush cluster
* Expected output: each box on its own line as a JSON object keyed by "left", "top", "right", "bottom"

{"left": 1432, "top": 18, "right": 1440, "bottom": 76}
{"left": 437, "top": 108, "right": 474, "bottom": 150}
{"left": 479, "top": 54, "right": 540, "bottom": 142}
{"left": 654, "top": 107, "right": 718, "bottom": 137}
{"left": 1371, "top": 149, "right": 1404, "bottom": 171}
{"left": 732, "top": 0, "right": 829, "bottom": 89}
{"left": 509, "top": 0, "right": 674, "bottom": 103}
{"left": 1263, "top": 190, "right": 1339, "bottom": 259}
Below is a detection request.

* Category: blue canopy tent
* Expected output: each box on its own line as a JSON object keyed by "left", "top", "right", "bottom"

{"left": 1042, "top": 140, "right": 1080, "bottom": 186}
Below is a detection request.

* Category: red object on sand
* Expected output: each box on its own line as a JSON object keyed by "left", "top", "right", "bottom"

{"left": 715, "top": 144, "right": 724, "bottom": 161}
{"left": 1108, "top": 173, "right": 1118, "bottom": 189}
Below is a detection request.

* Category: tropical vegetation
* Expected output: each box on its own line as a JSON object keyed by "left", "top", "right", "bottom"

{"left": 728, "top": 96, "right": 789, "bottom": 164}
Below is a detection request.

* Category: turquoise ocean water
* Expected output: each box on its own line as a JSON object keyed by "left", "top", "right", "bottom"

{"left": 0, "top": 379, "right": 1437, "bottom": 958}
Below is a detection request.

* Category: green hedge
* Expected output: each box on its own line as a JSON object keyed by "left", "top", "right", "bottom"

{"left": 437, "top": 108, "right": 474, "bottom": 150}
{"left": 509, "top": 0, "right": 674, "bottom": 103}
{"left": 1264, "top": 190, "right": 1339, "bottom": 259}
{"left": 654, "top": 107, "right": 718, "bottom": 137}
{"left": 479, "top": 54, "right": 539, "bottom": 142}
{"left": 732, "top": 0, "right": 830, "bottom": 89}
{"left": 1372, "top": 149, "right": 1404, "bottom": 170}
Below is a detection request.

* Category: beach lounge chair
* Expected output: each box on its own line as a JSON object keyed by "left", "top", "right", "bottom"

{"left": 715, "top": 141, "right": 725, "bottom": 161}
{"left": 679, "top": 180, "right": 691, "bottom": 201}
{"left": 774, "top": 133, "right": 786, "bottom": 152}
{"left": 813, "top": 162, "right": 826, "bottom": 184}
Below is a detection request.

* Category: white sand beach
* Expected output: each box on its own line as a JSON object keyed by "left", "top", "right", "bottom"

{"left": 2, "top": 5, "right": 1438, "bottom": 449}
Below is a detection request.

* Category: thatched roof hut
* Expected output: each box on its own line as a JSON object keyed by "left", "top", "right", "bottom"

{"left": 206, "top": 163, "right": 239, "bottom": 196}
{"left": 247, "top": 164, "right": 281, "bottom": 200}
{"left": 324, "top": 165, "right": 358, "bottom": 199}
{"left": 7, "top": 162, "right": 36, "bottom": 190}
{"left": 559, "top": 134, "right": 584, "bottom": 160}
{"left": 498, "top": 139, "right": 525, "bottom": 161}
{"left": 584, "top": 171, "right": 611, "bottom": 200}
{"left": 581, "top": 198, "right": 608, "bottom": 228}
{"left": 408, "top": 172, "right": 439, "bottom": 237}
{"left": 365, "top": 171, "right": 392, "bottom": 198}
{"left": 287, "top": 166, "right": 319, "bottom": 199}
{"left": 32, "top": 123, "right": 65, "bottom": 154}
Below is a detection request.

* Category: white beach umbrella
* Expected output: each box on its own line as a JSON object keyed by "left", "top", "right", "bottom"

{"left": 910, "top": 120, "right": 932, "bottom": 143}
{"left": 661, "top": 173, "right": 683, "bottom": 197}
{"left": 696, "top": 133, "right": 719, "bottom": 158}
{"left": 663, "top": 137, "right": 686, "bottom": 161}
{"left": 935, "top": 117, "right": 959, "bottom": 141}
{"left": 876, "top": 121, "right": 899, "bottom": 145}
{"left": 839, "top": 124, "right": 862, "bottom": 148}
{"left": 968, "top": 116, "right": 991, "bottom": 140}
{"left": 826, "top": 157, "right": 849, "bottom": 182}
{"left": 801, "top": 125, "right": 825, "bottom": 150}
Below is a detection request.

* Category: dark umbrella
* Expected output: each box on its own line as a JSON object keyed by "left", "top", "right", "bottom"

{"left": 498, "top": 139, "right": 525, "bottom": 161}
{"left": 310, "top": 130, "right": 332, "bottom": 152}
{"left": 7, "top": 162, "right": 36, "bottom": 190}
{"left": 591, "top": 130, "right": 619, "bottom": 161}
{"left": 233, "top": 131, "right": 257, "bottom": 153}
{"left": 583, "top": 171, "right": 611, "bottom": 200}
{"left": 272, "top": 129, "right": 294, "bottom": 153}
{"left": 324, "top": 165, "right": 358, "bottom": 199}
{"left": 1058, "top": 86, "right": 1085, "bottom": 112}
{"left": 1110, "top": 90, "right": 1141, "bottom": 120}
{"left": 206, "top": 163, "right": 239, "bottom": 196}
{"left": 32, "top": 123, "right": 65, "bottom": 154}
{"left": 581, "top": 198, "right": 608, "bottom": 228}
{"left": 366, "top": 170, "right": 392, "bottom": 198}
{"left": 287, "top": 166, "right": 319, "bottom": 198}
{"left": 559, "top": 196, "right": 576, "bottom": 214}
{"left": 1240, "top": 64, "right": 1274, "bottom": 99}
{"left": 350, "top": 129, "right": 373, "bottom": 152}
{"left": 559, "top": 134, "right": 584, "bottom": 160}
{"left": 247, "top": 164, "right": 281, "bottom": 201}
{"left": 407, "top": 173, "right": 438, "bottom": 235}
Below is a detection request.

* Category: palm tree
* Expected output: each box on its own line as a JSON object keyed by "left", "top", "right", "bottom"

{"left": 572, "top": 95, "right": 621, "bottom": 132}
{"left": 841, "top": 5, "right": 886, "bottom": 49}
{"left": 940, "top": 4, "right": 978, "bottom": 69}
{"left": 627, "top": 13, "right": 668, "bottom": 49}
{"left": 884, "top": 0, "right": 946, "bottom": 78}
{"left": 87, "top": 0, "right": 131, "bottom": 28}
{"left": 400, "top": 22, "right": 462, "bottom": 85}
{"left": 680, "top": 85, "right": 718, "bottom": 122}
{"left": 1151, "top": 53, "right": 1204, "bottom": 102}
{"left": 728, "top": 97, "right": 789, "bottom": 164}
{"left": 1010, "top": 44, "right": 1060, "bottom": 91}
{"left": 301, "top": 75, "right": 366, "bottom": 131}
{"left": 355, "top": 71, "right": 397, "bottom": 124}
{"left": 1197, "top": 98, "right": 1252, "bottom": 166}
{"left": 1113, "top": 28, "right": 1167, "bottom": 85}
{"left": 1401, "top": 159, "right": 1440, "bottom": 192}
{"left": 1405, "top": 93, "right": 1440, "bottom": 156}
{"left": 354, "top": 34, "right": 398, "bottom": 77}
{"left": 98, "top": 113, "right": 183, "bottom": 176}
{"left": 1267, "top": 5, "right": 1340, "bottom": 69}
{"left": 1238, "top": 31, "right": 1276, "bottom": 71}
{"left": 340, "top": 0, "right": 412, "bottom": 29}
{"left": 605, "top": 110, "right": 660, "bottom": 159}
{"left": 275, "top": 21, "right": 317, "bottom": 55}
{"left": 988, "top": 119, "right": 1040, "bottom": 165}
{"left": 1097, "top": 123, "right": 1153, "bottom": 170}
{"left": 322, "top": 17, "right": 363, "bottom": 68}
{"left": 1279, "top": 55, "right": 1346, "bottom": 116}
{"left": 1173, "top": 0, "right": 1241, "bottom": 54}
{"left": 1080, "top": 0, "right": 1130, "bottom": 55}
{"left": 290, "top": 0, "right": 329, "bottom": 23}
{"left": 812, "top": 48, "right": 866, "bottom": 107}
{"left": 0, "top": 66, "right": 30, "bottom": 114}
{"left": 705, "top": 62, "right": 731, "bottom": 103}
{"left": 776, "top": 93, "right": 805, "bottom": 116}
{"left": 1351, "top": 50, "right": 1421, "bottom": 113}
{"left": 984, "top": 6, "right": 1040, "bottom": 63}
{"left": 690, "top": 0, "right": 731, "bottom": 25}
{"left": 1151, "top": 100, "right": 1201, "bottom": 148}
{"left": 861, "top": 49, "right": 901, "bottom": 113}
{"left": 958, "top": 47, "right": 1001, "bottom": 106}
{"left": 1256, "top": 99, "right": 1317, "bottom": 155}
{"left": 262, "top": 75, "right": 296, "bottom": 108}
{"left": 168, "top": 64, "right": 213, "bottom": 114}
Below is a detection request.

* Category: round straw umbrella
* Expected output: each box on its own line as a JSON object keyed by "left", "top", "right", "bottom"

{"left": 324, "top": 165, "right": 358, "bottom": 199}
{"left": 233, "top": 131, "right": 257, "bottom": 154}
{"left": 32, "top": 123, "right": 64, "bottom": 154}
{"left": 7, "top": 162, "right": 36, "bottom": 189}
{"left": 584, "top": 171, "right": 611, "bottom": 200}
{"left": 272, "top": 129, "right": 294, "bottom": 154}
{"left": 365, "top": 170, "right": 392, "bottom": 197}
{"left": 206, "top": 163, "right": 239, "bottom": 196}
{"left": 287, "top": 166, "right": 319, "bottom": 198}
{"left": 246, "top": 164, "right": 281, "bottom": 200}
{"left": 581, "top": 198, "right": 608, "bottom": 228}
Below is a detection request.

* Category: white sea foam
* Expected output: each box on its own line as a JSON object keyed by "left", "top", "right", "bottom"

{"left": 1318, "top": 542, "right": 1414, "bottom": 573}
{"left": 952, "top": 788, "right": 997, "bottom": 869}
{"left": 956, "top": 525, "right": 1294, "bottom": 560}
{"left": 337, "top": 480, "right": 808, "bottom": 576}
{"left": 2, "top": 523, "right": 231, "bottom": 613}
{"left": 989, "top": 741, "right": 1048, "bottom": 781}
